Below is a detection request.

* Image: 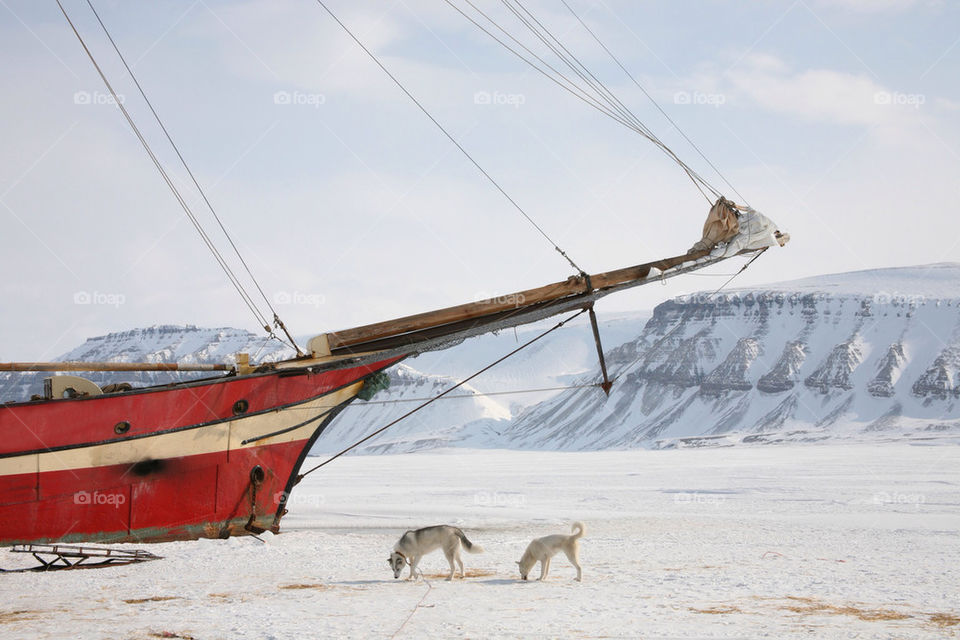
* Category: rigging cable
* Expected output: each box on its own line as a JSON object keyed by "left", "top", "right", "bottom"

{"left": 313, "top": 0, "right": 585, "bottom": 275}
{"left": 501, "top": 0, "right": 720, "bottom": 202}
{"left": 445, "top": 0, "right": 723, "bottom": 204}
{"left": 56, "top": 0, "right": 291, "bottom": 348}
{"left": 293, "top": 252, "right": 766, "bottom": 461}
{"left": 297, "top": 308, "right": 588, "bottom": 478}
{"left": 558, "top": 0, "right": 749, "bottom": 207}
{"left": 502, "top": 0, "right": 650, "bottom": 137}
{"left": 85, "top": 0, "right": 303, "bottom": 354}
{"left": 448, "top": 0, "right": 656, "bottom": 145}
{"left": 501, "top": 0, "right": 644, "bottom": 136}
{"left": 443, "top": 0, "right": 645, "bottom": 135}
{"left": 607, "top": 248, "right": 768, "bottom": 384}
{"left": 446, "top": 0, "right": 733, "bottom": 201}
{"left": 444, "top": 0, "right": 718, "bottom": 203}
{"left": 283, "top": 381, "right": 603, "bottom": 409}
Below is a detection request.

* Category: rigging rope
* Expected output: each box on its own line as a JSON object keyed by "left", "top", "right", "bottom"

{"left": 55, "top": 0, "right": 271, "bottom": 333}
{"left": 314, "top": 0, "right": 585, "bottom": 275}
{"left": 445, "top": 0, "right": 720, "bottom": 204}
{"left": 501, "top": 0, "right": 721, "bottom": 203}
{"left": 502, "top": 0, "right": 636, "bottom": 128}
{"left": 444, "top": 0, "right": 640, "bottom": 132}
{"left": 283, "top": 381, "right": 603, "bottom": 409}
{"left": 57, "top": 0, "right": 297, "bottom": 350}
{"left": 446, "top": 0, "right": 728, "bottom": 204}
{"left": 293, "top": 251, "right": 765, "bottom": 469}
{"left": 558, "top": 0, "right": 749, "bottom": 207}
{"left": 608, "top": 249, "right": 768, "bottom": 383}
{"left": 86, "top": 0, "right": 303, "bottom": 354}
{"left": 297, "top": 308, "right": 588, "bottom": 479}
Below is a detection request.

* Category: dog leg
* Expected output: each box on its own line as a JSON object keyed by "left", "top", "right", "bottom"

{"left": 455, "top": 549, "right": 465, "bottom": 579}
{"left": 564, "top": 546, "right": 582, "bottom": 582}
{"left": 443, "top": 547, "right": 456, "bottom": 581}
{"left": 540, "top": 557, "right": 551, "bottom": 581}
{"left": 408, "top": 556, "right": 420, "bottom": 580}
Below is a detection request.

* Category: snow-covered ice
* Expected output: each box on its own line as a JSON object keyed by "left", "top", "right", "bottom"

{"left": 2, "top": 443, "right": 958, "bottom": 639}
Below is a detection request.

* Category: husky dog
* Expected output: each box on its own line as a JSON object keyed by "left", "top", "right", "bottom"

{"left": 516, "top": 522, "right": 585, "bottom": 581}
{"left": 389, "top": 525, "right": 484, "bottom": 581}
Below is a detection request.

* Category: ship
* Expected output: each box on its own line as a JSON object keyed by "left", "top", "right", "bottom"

{"left": 0, "top": 2, "right": 788, "bottom": 546}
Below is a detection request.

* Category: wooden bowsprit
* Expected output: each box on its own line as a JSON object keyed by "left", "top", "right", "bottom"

{"left": 1, "top": 544, "right": 162, "bottom": 572}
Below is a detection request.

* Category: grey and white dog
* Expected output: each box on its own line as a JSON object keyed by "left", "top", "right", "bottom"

{"left": 516, "top": 522, "right": 585, "bottom": 581}
{"left": 389, "top": 525, "right": 484, "bottom": 581}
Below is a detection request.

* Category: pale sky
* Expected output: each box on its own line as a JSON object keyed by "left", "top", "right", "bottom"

{"left": 1, "top": 0, "right": 958, "bottom": 361}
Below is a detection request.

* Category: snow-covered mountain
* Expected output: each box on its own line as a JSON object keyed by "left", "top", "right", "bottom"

{"left": 505, "top": 263, "right": 960, "bottom": 449}
{"left": 0, "top": 325, "right": 293, "bottom": 402}
{"left": 0, "top": 315, "right": 649, "bottom": 453}
{"left": 4, "top": 264, "right": 958, "bottom": 452}
{"left": 314, "top": 364, "right": 510, "bottom": 455}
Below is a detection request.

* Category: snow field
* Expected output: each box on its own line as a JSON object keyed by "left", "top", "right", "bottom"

{"left": 1, "top": 443, "right": 958, "bottom": 639}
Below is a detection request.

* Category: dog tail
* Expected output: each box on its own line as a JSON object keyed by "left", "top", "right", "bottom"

{"left": 571, "top": 522, "right": 586, "bottom": 539}
{"left": 456, "top": 529, "right": 484, "bottom": 553}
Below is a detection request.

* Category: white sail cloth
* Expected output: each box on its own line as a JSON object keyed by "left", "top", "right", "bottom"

{"left": 688, "top": 197, "right": 787, "bottom": 258}
{"left": 710, "top": 207, "right": 786, "bottom": 258}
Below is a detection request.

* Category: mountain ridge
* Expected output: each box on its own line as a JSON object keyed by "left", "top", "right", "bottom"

{"left": 2, "top": 265, "right": 958, "bottom": 452}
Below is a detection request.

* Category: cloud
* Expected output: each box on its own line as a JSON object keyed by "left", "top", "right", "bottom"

{"left": 1, "top": 0, "right": 958, "bottom": 364}
{"left": 729, "top": 65, "right": 886, "bottom": 127}
{"left": 185, "top": 0, "right": 410, "bottom": 97}
{"left": 724, "top": 54, "right": 932, "bottom": 136}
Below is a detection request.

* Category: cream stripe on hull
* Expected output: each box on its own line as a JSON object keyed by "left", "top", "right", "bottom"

{"left": 0, "top": 382, "right": 361, "bottom": 477}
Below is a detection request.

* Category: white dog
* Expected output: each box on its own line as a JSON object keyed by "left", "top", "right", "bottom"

{"left": 516, "top": 522, "right": 585, "bottom": 581}
{"left": 389, "top": 525, "right": 484, "bottom": 581}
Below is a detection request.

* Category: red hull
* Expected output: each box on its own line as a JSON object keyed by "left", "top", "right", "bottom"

{"left": 0, "top": 357, "right": 402, "bottom": 545}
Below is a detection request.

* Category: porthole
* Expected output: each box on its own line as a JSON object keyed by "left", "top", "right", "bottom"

{"left": 114, "top": 421, "right": 131, "bottom": 435}
{"left": 232, "top": 399, "right": 249, "bottom": 415}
